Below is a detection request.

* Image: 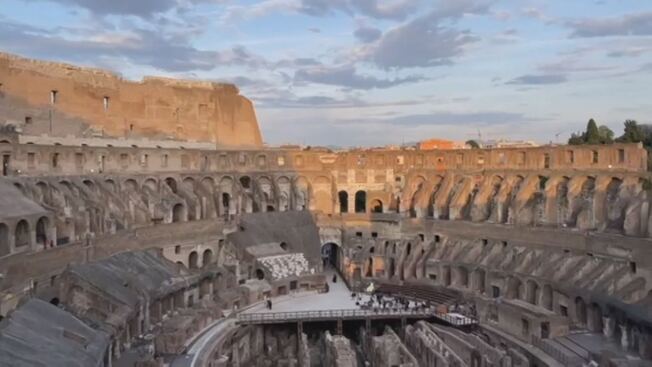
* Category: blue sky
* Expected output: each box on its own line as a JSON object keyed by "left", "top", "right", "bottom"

{"left": 1, "top": 0, "right": 651, "bottom": 147}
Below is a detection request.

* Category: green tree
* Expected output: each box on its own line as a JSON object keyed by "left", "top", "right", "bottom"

{"left": 568, "top": 132, "right": 585, "bottom": 145}
{"left": 586, "top": 119, "right": 600, "bottom": 144}
{"left": 598, "top": 125, "right": 614, "bottom": 144}
{"left": 465, "top": 140, "right": 480, "bottom": 149}
{"left": 617, "top": 120, "right": 645, "bottom": 143}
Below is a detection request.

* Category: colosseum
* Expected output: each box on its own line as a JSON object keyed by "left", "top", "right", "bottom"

{"left": 0, "top": 53, "right": 651, "bottom": 367}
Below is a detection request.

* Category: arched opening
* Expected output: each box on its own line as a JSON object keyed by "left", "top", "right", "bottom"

{"left": 406, "top": 242, "right": 412, "bottom": 256}
{"left": 575, "top": 296, "right": 587, "bottom": 326}
{"left": 266, "top": 205, "right": 275, "bottom": 212}
{"left": 165, "top": 177, "right": 178, "bottom": 193}
{"left": 457, "top": 267, "right": 469, "bottom": 288}
{"left": 15, "top": 220, "right": 30, "bottom": 248}
{"left": 188, "top": 251, "right": 198, "bottom": 269}
{"left": 239, "top": 176, "right": 251, "bottom": 189}
{"left": 371, "top": 199, "right": 383, "bottom": 213}
{"left": 0, "top": 223, "right": 9, "bottom": 256}
{"left": 338, "top": 191, "right": 349, "bottom": 213}
{"left": 473, "top": 269, "right": 486, "bottom": 293}
{"left": 222, "top": 193, "right": 231, "bottom": 215}
{"left": 143, "top": 178, "right": 158, "bottom": 193}
{"left": 354, "top": 190, "right": 366, "bottom": 213}
{"left": 49, "top": 297, "right": 60, "bottom": 306}
{"left": 410, "top": 181, "right": 425, "bottom": 218}
{"left": 321, "top": 243, "right": 341, "bottom": 270}
{"left": 508, "top": 277, "right": 523, "bottom": 300}
{"left": 172, "top": 204, "right": 186, "bottom": 223}
{"left": 36, "top": 216, "right": 49, "bottom": 248}
{"left": 104, "top": 179, "right": 116, "bottom": 193}
{"left": 588, "top": 303, "right": 603, "bottom": 333}
{"left": 443, "top": 265, "right": 452, "bottom": 286}
{"left": 369, "top": 246, "right": 375, "bottom": 254}
{"left": 527, "top": 280, "right": 540, "bottom": 305}
{"left": 202, "top": 249, "right": 213, "bottom": 268}
{"left": 365, "top": 257, "right": 373, "bottom": 277}
{"left": 255, "top": 269, "right": 265, "bottom": 280}
{"left": 280, "top": 242, "right": 288, "bottom": 251}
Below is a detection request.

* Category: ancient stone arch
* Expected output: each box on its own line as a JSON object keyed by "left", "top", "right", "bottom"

{"left": 370, "top": 199, "right": 383, "bottom": 213}
{"left": 338, "top": 191, "right": 349, "bottom": 213}
{"left": 14, "top": 219, "right": 30, "bottom": 248}
{"left": 202, "top": 249, "right": 213, "bottom": 268}
{"left": 188, "top": 251, "right": 198, "bottom": 269}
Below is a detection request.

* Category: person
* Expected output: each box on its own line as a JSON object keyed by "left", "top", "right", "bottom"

{"left": 332, "top": 274, "right": 337, "bottom": 283}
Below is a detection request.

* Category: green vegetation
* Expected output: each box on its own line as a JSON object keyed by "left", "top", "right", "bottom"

{"left": 568, "top": 119, "right": 614, "bottom": 145}
{"left": 569, "top": 119, "right": 652, "bottom": 170}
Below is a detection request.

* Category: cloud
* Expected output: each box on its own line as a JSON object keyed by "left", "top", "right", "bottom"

{"left": 0, "top": 20, "right": 267, "bottom": 72}
{"left": 359, "top": 1, "right": 491, "bottom": 69}
{"left": 298, "top": 0, "right": 420, "bottom": 20}
{"left": 294, "top": 64, "right": 425, "bottom": 89}
{"left": 506, "top": 74, "right": 568, "bottom": 85}
{"left": 370, "top": 14, "right": 478, "bottom": 69}
{"left": 218, "top": 0, "right": 298, "bottom": 23}
{"left": 568, "top": 12, "right": 652, "bottom": 37}
{"left": 354, "top": 25, "right": 382, "bottom": 43}
{"left": 20, "top": 0, "right": 223, "bottom": 17}
{"left": 338, "top": 110, "right": 536, "bottom": 127}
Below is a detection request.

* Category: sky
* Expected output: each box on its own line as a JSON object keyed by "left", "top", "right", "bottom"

{"left": 0, "top": 0, "right": 651, "bottom": 147}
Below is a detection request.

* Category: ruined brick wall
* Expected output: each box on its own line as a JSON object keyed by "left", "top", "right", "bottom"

{"left": 0, "top": 52, "right": 263, "bottom": 147}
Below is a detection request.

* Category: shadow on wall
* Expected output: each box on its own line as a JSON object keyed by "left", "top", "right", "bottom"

{"left": 227, "top": 211, "right": 323, "bottom": 265}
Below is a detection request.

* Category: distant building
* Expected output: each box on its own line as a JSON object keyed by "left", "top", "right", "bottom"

{"left": 480, "top": 139, "right": 539, "bottom": 149}
{"left": 418, "top": 139, "right": 466, "bottom": 150}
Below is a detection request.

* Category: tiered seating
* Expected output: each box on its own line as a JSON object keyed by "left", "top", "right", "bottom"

{"left": 375, "top": 282, "right": 459, "bottom": 306}
{"left": 258, "top": 253, "right": 310, "bottom": 280}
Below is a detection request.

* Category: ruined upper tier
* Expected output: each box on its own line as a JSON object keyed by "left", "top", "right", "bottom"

{"left": 0, "top": 52, "right": 263, "bottom": 147}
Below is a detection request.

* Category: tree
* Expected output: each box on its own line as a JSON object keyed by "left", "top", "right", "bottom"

{"left": 617, "top": 120, "right": 645, "bottom": 143}
{"left": 568, "top": 132, "right": 585, "bottom": 145}
{"left": 466, "top": 140, "right": 480, "bottom": 149}
{"left": 586, "top": 119, "right": 600, "bottom": 144}
{"left": 598, "top": 125, "right": 614, "bottom": 144}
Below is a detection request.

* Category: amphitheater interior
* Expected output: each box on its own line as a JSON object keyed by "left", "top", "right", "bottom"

{"left": 0, "top": 53, "right": 651, "bottom": 367}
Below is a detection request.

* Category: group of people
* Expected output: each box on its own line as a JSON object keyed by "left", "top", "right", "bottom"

{"left": 352, "top": 292, "right": 434, "bottom": 314}
{"left": 450, "top": 301, "right": 477, "bottom": 318}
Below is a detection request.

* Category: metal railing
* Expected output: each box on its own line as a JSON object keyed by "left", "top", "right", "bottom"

{"left": 238, "top": 308, "right": 478, "bottom": 326}
{"left": 531, "top": 335, "right": 585, "bottom": 367}
{"left": 237, "top": 308, "right": 434, "bottom": 324}
{"left": 433, "top": 313, "right": 478, "bottom": 327}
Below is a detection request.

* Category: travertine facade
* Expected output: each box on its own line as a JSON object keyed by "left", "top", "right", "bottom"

{"left": 0, "top": 52, "right": 263, "bottom": 147}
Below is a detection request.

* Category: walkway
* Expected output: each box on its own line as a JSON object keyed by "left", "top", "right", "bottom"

{"left": 237, "top": 270, "right": 461, "bottom": 325}
{"left": 242, "top": 270, "right": 369, "bottom": 314}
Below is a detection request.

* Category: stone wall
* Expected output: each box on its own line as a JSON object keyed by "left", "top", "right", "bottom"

{"left": 322, "top": 331, "right": 359, "bottom": 367}
{"left": 0, "top": 52, "right": 262, "bottom": 147}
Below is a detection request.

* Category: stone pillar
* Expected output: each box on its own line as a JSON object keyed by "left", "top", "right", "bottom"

{"left": 603, "top": 315, "right": 615, "bottom": 339}
{"left": 639, "top": 329, "right": 652, "bottom": 360}
{"left": 297, "top": 321, "right": 304, "bottom": 366}
{"left": 620, "top": 323, "right": 630, "bottom": 350}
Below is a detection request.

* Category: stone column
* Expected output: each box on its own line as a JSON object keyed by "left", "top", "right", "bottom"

{"left": 603, "top": 315, "right": 615, "bottom": 339}
{"left": 620, "top": 323, "right": 630, "bottom": 351}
